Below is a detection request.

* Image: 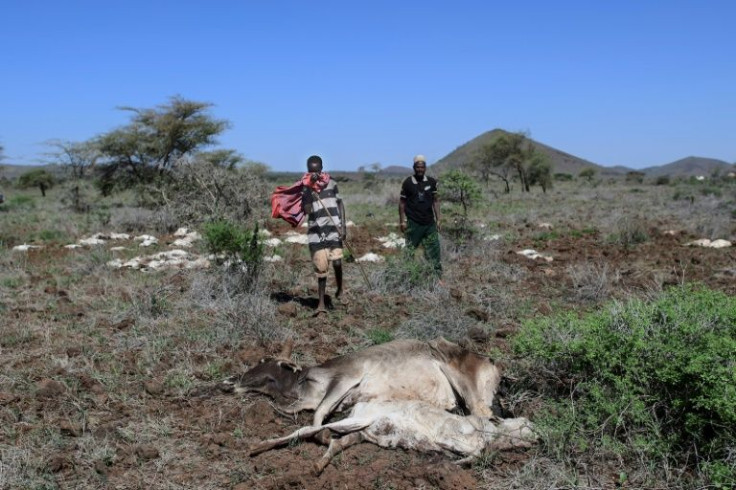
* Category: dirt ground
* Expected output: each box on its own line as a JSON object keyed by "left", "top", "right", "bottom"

{"left": 2, "top": 217, "right": 734, "bottom": 489}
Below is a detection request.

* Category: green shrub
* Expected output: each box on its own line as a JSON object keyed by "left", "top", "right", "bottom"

{"left": 366, "top": 328, "right": 394, "bottom": 345}
{"left": 512, "top": 284, "right": 736, "bottom": 487}
{"left": 373, "top": 250, "right": 438, "bottom": 292}
{"left": 608, "top": 216, "right": 648, "bottom": 247}
{"left": 202, "top": 219, "right": 264, "bottom": 292}
{"left": 5, "top": 195, "right": 36, "bottom": 210}
{"left": 654, "top": 175, "right": 671, "bottom": 186}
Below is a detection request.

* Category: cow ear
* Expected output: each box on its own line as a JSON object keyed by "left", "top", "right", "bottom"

{"left": 277, "top": 360, "right": 302, "bottom": 373}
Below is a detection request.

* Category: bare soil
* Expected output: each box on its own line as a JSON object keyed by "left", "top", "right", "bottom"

{"left": 2, "top": 221, "right": 734, "bottom": 489}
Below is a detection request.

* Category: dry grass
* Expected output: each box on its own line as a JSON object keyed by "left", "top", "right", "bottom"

{"left": 1, "top": 176, "right": 734, "bottom": 489}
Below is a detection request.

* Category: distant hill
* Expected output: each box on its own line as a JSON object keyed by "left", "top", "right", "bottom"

{"left": 641, "top": 156, "right": 734, "bottom": 178}
{"left": 430, "top": 128, "right": 621, "bottom": 177}
{"left": 379, "top": 165, "right": 412, "bottom": 176}
{"left": 1, "top": 163, "right": 65, "bottom": 181}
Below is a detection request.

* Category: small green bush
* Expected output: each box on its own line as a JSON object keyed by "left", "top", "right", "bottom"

{"left": 5, "top": 195, "right": 36, "bottom": 210}
{"left": 653, "top": 175, "right": 671, "bottom": 186}
{"left": 373, "top": 250, "right": 438, "bottom": 292}
{"left": 366, "top": 328, "right": 394, "bottom": 345}
{"left": 608, "top": 216, "right": 648, "bottom": 247}
{"left": 202, "top": 219, "right": 264, "bottom": 292}
{"left": 512, "top": 284, "right": 736, "bottom": 487}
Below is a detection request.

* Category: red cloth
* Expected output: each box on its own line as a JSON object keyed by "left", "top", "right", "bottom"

{"left": 300, "top": 171, "right": 330, "bottom": 192}
{"left": 270, "top": 172, "right": 331, "bottom": 227}
{"left": 271, "top": 180, "right": 305, "bottom": 227}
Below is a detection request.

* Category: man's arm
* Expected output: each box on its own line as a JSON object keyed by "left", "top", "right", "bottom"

{"left": 432, "top": 196, "right": 441, "bottom": 232}
{"left": 398, "top": 199, "right": 407, "bottom": 233}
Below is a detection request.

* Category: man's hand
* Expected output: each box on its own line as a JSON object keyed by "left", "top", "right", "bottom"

{"left": 400, "top": 221, "right": 407, "bottom": 233}
{"left": 436, "top": 220, "right": 441, "bottom": 233}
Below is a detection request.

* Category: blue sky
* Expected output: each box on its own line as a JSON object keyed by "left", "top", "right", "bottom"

{"left": 1, "top": 1, "right": 734, "bottom": 171}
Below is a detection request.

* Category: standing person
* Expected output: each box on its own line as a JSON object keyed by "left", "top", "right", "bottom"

{"left": 398, "top": 155, "right": 442, "bottom": 276}
{"left": 302, "top": 155, "right": 347, "bottom": 314}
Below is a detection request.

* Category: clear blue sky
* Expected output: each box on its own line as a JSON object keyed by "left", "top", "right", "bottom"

{"left": 1, "top": 1, "right": 734, "bottom": 171}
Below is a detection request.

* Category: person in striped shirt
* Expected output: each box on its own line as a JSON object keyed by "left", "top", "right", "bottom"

{"left": 301, "top": 155, "right": 347, "bottom": 315}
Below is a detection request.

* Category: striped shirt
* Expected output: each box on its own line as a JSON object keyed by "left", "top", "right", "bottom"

{"left": 302, "top": 179, "right": 343, "bottom": 252}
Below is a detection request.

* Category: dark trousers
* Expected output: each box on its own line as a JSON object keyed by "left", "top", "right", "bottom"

{"left": 405, "top": 219, "right": 442, "bottom": 275}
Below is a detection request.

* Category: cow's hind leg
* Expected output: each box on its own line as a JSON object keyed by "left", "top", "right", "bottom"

{"left": 249, "top": 425, "right": 325, "bottom": 456}
{"left": 250, "top": 417, "right": 373, "bottom": 457}
{"left": 314, "top": 432, "right": 364, "bottom": 475}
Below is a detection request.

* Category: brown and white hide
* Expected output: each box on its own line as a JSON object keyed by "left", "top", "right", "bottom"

{"left": 225, "top": 338, "right": 501, "bottom": 426}
{"left": 249, "top": 400, "right": 536, "bottom": 474}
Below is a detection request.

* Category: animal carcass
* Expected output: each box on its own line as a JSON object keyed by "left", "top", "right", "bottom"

{"left": 224, "top": 337, "right": 501, "bottom": 425}
{"left": 250, "top": 400, "right": 536, "bottom": 474}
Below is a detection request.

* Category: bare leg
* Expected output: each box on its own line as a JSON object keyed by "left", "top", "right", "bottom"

{"left": 317, "top": 277, "right": 327, "bottom": 312}
{"left": 333, "top": 259, "right": 343, "bottom": 298}
{"left": 313, "top": 432, "right": 364, "bottom": 475}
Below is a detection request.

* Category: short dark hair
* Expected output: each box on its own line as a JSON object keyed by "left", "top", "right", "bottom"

{"left": 307, "top": 155, "right": 323, "bottom": 165}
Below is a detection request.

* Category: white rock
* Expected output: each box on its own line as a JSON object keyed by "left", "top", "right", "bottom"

{"left": 285, "top": 234, "right": 309, "bottom": 245}
{"left": 107, "top": 259, "right": 124, "bottom": 268}
{"left": 109, "top": 232, "right": 131, "bottom": 240}
{"left": 110, "top": 246, "right": 126, "bottom": 251}
{"left": 517, "top": 249, "right": 553, "bottom": 262}
{"left": 173, "top": 227, "right": 189, "bottom": 237}
{"left": 346, "top": 220, "right": 356, "bottom": 227}
{"left": 264, "top": 255, "right": 283, "bottom": 262}
{"left": 134, "top": 235, "right": 158, "bottom": 247}
{"left": 171, "top": 232, "right": 201, "bottom": 247}
{"left": 376, "top": 233, "right": 405, "bottom": 249}
{"left": 484, "top": 234, "right": 502, "bottom": 241}
{"left": 258, "top": 228, "right": 273, "bottom": 237}
{"left": 122, "top": 258, "right": 143, "bottom": 269}
{"left": 538, "top": 222, "right": 553, "bottom": 230}
{"left": 356, "top": 253, "right": 384, "bottom": 263}
{"left": 78, "top": 237, "right": 106, "bottom": 246}
{"left": 263, "top": 238, "right": 282, "bottom": 247}
{"left": 709, "top": 239, "right": 732, "bottom": 248}
{"left": 64, "top": 244, "right": 83, "bottom": 249}
{"left": 685, "top": 239, "right": 712, "bottom": 247}
{"left": 12, "top": 244, "right": 43, "bottom": 251}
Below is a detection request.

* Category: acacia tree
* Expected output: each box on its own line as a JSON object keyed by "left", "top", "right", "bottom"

{"left": 475, "top": 132, "right": 541, "bottom": 193}
{"left": 441, "top": 169, "right": 482, "bottom": 218}
{"left": 579, "top": 167, "right": 597, "bottom": 184}
{"left": 526, "top": 152, "right": 553, "bottom": 193}
{"left": 18, "top": 169, "right": 55, "bottom": 196}
{"left": 95, "top": 96, "right": 229, "bottom": 193}
{"left": 44, "top": 140, "right": 99, "bottom": 179}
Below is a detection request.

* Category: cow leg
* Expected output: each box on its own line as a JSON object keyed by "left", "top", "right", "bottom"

{"left": 250, "top": 417, "right": 373, "bottom": 457}
{"left": 313, "top": 432, "right": 364, "bottom": 475}
{"left": 249, "top": 425, "right": 326, "bottom": 456}
{"left": 312, "top": 379, "right": 361, "bottom": 425}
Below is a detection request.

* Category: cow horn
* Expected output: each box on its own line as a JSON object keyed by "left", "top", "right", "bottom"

{"left": 278, "top": 338, "right": 294, "bottom": 360}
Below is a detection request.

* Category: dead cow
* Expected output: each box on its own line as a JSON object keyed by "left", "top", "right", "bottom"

{"left": 224, "top": 338, "right": 501, "bottom": 425}
{"left": 250, "top": 400, "right": 536, "bottom": 474}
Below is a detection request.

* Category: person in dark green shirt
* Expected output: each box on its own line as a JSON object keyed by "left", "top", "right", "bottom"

{"left": 398, "top": 155, "right": 442, "bottom": 276}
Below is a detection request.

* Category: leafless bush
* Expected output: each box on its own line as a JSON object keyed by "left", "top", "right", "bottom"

{"left": 394, "top": 289, "right": 478, "bottom": 342}
{"left": 567, "top": 263, "right": 617, "bottom": 303}
{"left": 187, "top": 268, "right": 290, "bottom": 345}
{"left": 109, "top": 207, "right": 157, "bottom": 232}
{"left": 611, "top": 215, "right": 649, "bottom": 246}
{"left": 158, "top": 160, "right": 269, "bottom": 227}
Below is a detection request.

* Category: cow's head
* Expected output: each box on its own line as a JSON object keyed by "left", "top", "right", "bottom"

{"left": 227, "top": 358, "right": 303, "bottom": 403}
